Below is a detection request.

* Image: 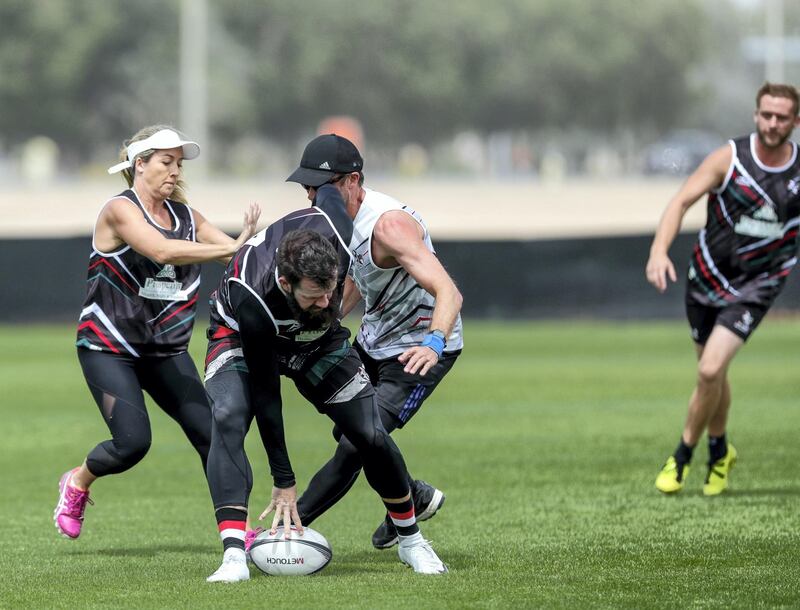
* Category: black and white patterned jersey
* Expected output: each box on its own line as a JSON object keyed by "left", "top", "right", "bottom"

{"left": 76, "top": 189, "right": 201, "bottom": 357}
{"left": 688, "top": 133, "right": 800, "bottom": 307}
{"left": 350, "top": 189, "right": 463, "bottom": 359}
{"left": 208, "top": 201, "right": 352, "bottom": 358}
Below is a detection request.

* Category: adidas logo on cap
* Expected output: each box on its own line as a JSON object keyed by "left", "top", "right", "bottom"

{"left": 286, "top": 134, "right": 363, "bottom": 187}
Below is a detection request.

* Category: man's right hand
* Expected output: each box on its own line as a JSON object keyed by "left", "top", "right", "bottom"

{"left": 258, "top": 485, "right": 303, "bottom": 539}
{"left": 645, "top": 252, "right": 677, "bottom": 293}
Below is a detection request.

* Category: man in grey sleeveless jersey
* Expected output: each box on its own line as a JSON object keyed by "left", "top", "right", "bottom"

{"left": 286, "top": 134, "right": 464, "bottom": 549}
{"left": 646, "top": 83, "right": 800, "bottom": 496}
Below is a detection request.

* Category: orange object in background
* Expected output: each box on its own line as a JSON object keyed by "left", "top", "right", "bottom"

{"left": 317, "top": 116, "right": 364, "bottom": 151}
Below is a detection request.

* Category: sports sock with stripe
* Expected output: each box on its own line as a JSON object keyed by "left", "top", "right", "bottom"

{"left": 216, "top": 507, "right": 247, "bottom": 552}
{"left": 384, "top": 497, "right": 419, "bottom": 537}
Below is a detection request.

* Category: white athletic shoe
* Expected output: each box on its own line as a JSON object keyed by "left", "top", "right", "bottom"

{"left": 398, "top": 534, "right": 448, "bottom": 574}
{"left": 206, "top": 548, "right": 250, "bottom": 583}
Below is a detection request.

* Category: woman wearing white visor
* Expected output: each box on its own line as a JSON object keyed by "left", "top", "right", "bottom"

{"left": 55, "top": 125, "right": 260, "bottom": 540}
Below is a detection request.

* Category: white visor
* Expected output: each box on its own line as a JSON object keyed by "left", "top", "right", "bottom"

{"left": 107, "top": 129, "right": 200, "bottom": 174}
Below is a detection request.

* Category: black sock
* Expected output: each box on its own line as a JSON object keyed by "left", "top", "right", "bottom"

{"left": 708, "top": 434, "right": 728, "bottom": 464}
{"left": 674, "top": 439, "right": 695, "bottom": 466}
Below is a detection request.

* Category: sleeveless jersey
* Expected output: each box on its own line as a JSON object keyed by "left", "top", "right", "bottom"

{"left": 209, "top": 207, "right": 352, "bottom": 355}
{"left": 350, "top": 189, "right": 464, "bottom": 359}
{"left": 76, "top": 189, "right": 201, "bottom": 357}
{"left": 688, "top": 134, "right": 800, "bottom": 308}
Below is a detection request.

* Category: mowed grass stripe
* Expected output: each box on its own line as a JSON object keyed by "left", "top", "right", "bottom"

{"left": 0, "top": 320, "right": 798, "bottom": 608}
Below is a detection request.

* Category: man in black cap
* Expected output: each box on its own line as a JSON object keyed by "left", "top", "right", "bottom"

{"left": 286, "top": 133, "right": 366, "bottom": 188}
{"left": 282, "top": 134, "right": 464, "bottom": 550}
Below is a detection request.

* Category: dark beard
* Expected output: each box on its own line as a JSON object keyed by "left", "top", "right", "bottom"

{"left": 757, "top": 126, "right": 791, "bottom": 149}
{"left": 285, "top": 292, "right": 338, "bottom": 331}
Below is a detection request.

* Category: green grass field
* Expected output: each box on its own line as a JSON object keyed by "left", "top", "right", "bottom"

{"left": 1, "top": 319, "right": 800, "bottom": 609}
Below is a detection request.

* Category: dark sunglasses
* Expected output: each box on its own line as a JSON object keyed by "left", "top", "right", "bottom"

{"left": 302, "top": 173, "right": 349, "bottom": 192}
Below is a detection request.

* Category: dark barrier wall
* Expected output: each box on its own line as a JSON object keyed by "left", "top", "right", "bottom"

{"left": 1, "top": 235, "right": 798, "bottom": 323}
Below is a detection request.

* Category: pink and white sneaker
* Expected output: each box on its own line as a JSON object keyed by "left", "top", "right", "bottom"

{"left": 54, "top": 468, "right": 93, "bottom": 539}
{"left": 244, "top": 527, "right": 265, "bottom": 554}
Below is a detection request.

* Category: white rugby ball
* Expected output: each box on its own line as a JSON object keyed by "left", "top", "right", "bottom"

{"left": 249, "top": 526, "right": 332, "bottom": 576}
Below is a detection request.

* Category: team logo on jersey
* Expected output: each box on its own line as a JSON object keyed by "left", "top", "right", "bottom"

{"left": 734, "top": 205, "right": 782, "bottom": 238}
{"left": 734, "top": 175, "right": 753, "bottom": 188}
{"left": 139, "top": 278, "right": 186, "bottom": 301}
{"left": 296, "top": 329, "right": 329, "bottom": 342}
{"left": 788, "top": 176, "right": 800, "bottom": 195}
{"left": 156, "top": 264, "right": 177, "bottom": 280}
{"left": 276, "top": 320, "right": 302, "bottom": 334}
{"left": 752, "top": 205, "right": 778, "bottom": 222}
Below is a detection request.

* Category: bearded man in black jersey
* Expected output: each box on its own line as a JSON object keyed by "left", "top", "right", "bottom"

{"left": 202, "top": 179, "right": 447, "bottom": 582}
{"left": 646, "top": 82, "right": 800, "bottom": 496}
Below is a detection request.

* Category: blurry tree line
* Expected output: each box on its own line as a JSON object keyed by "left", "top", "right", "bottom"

{"left": 0, "top": 0, "right": 790, "bottom": 172}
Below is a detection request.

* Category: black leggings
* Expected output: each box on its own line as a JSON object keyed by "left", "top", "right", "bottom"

{"left": 206, "top": 368, "right": 409, "bottom": 510}
{"left": 77, "top": 349, "right": 212, "bottom": 477}
{"left": 296, "top": 349, "right": 459, "bottom": 524}
{"left": 297, "top": 406, "right": 406, "bottom": 524}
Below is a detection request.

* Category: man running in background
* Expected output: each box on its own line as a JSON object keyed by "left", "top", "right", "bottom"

{"left": 646, "top": 82, "right": 800, "bottom": 496}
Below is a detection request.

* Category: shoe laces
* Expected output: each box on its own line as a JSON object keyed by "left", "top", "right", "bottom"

{"left": 705, "top": 465, "right": 725, "bottom": 483}
{"left": 222, "top": 548, "right": 247, "bottom": 565}
{"left": 406, "top": 539, "right": 442, "bottom": 567}
{"left": 64, "top": 486, "right": 93, "bottom": 519}
{"left": 666, "top": 457, "right": 687, "bottom": 482}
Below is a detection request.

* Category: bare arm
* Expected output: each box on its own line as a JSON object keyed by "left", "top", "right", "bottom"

{"left": 645, "top": 145, "right": 732, "bottom": 293}
{"left": 373, "top": 211, "right": 463, "bottom": 374}
{"left": 341, "top": 275, "right": 363, "bottom": 317}
{"left": 96, "top": 199, "right": 260, "bottom": 265}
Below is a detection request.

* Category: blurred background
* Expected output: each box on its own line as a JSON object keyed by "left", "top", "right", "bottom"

{"left": 1, "top": 0, "right": 799, "bottom": 321}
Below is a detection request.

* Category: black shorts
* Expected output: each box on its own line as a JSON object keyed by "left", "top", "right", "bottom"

{"left": 685, "top": 298, "right": 769, "bottom": 345}
{"left": 354, "top": 342, "right": 460, "bottom": 428}
{"left": 205, "top": 325, "right": 373, "bottom": 411}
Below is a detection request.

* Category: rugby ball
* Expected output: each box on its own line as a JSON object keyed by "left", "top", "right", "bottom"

{"left": 249, "top": 526, "right": 332, "bottom": 576}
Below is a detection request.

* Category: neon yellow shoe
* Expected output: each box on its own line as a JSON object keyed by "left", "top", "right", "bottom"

{"left": 703, "top": 443, "right": 737, "bottom": 496}
{"left": 655, "top": 456, "right": 690, "bottom": 493}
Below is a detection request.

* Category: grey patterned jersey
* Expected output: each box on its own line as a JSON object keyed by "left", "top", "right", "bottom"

{"left": 350, "top": 188, "right": 463, "bottom": 359}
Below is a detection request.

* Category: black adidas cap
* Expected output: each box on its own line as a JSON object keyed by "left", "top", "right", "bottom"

{"left": 286, "top": 134, "right": 364, "bottom": 187}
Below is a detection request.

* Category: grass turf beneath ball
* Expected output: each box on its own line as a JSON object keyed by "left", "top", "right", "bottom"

{"left": 1, "top": 319, "right": 799, "bottom": 608}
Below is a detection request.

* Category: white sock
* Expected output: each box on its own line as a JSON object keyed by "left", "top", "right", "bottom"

{"left": 398, "top": 531, "right": 424, "bottom": 547}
